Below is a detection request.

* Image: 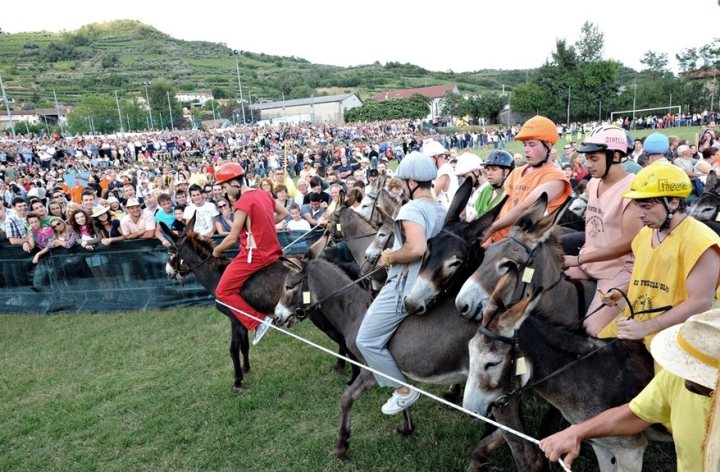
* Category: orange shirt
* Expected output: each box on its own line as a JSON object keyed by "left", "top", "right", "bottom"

{"left": 488, "top": 164, "right": 571, "bottom": 243}
{"left": 69, "top": 184, "right": 85, "bottom": 204}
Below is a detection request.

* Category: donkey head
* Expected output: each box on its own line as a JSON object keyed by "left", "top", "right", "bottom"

{"left": 462, "top": 269, "right": 542, "bottom": 417}
{"left": 363, "top": 206, "right": 395, "bottom": 273}
{"left": 273, "top": 259, "right": 309, "bottom": 328}
{"left": 456, "top": 193, "right": 564, "bottom": 320}
{"left": 689, "top": 171, "right": 720, "bottom": 221}
{"left": 404, "top": 198, "right": 504, "bottom": 316}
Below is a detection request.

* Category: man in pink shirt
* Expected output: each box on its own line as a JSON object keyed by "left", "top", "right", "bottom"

{"left": 120, "top": 198, "right": 155, "bottom": 240}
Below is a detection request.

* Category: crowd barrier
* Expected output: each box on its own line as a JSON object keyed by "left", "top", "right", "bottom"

{"left": 0, "top": 230, "right": 323, "bottom": 314}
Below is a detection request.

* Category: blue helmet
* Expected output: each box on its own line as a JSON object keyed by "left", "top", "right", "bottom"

{"left": 483, "top": 150, "right": 515, "bottom": 170}
{"left": 395, "top": 151, "right": 437, "bottom": 182}
{"left": 643, "top": 132, "right": 669, "bottom": 154}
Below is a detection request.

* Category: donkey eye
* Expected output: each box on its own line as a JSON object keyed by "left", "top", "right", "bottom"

{"left": 448, "top": 260, "right": 461, "bottom": 268}
{"left": 484, "top": 361, "right": 500, "bottom": 370}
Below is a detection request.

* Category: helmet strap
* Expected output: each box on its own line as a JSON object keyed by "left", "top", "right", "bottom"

{"left": 530, "top": 142, "right": 552, "bottom": 168}
{"left": 659, "top": 197, "right": 674, "bottom": 231}
{"left": 406, "top": 179, "right": 419, "bottom": 200}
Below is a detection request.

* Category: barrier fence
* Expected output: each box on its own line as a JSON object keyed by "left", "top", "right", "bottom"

{"left": 0, "top": 230, "right": 323, "bottom": 314}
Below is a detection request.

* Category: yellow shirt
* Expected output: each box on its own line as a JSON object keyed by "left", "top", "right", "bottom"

{"left": 599, "top": 217, "right": 720, "bottom": 342}
{"left": 629, "top": 369, "right": 712, "bottom": 472}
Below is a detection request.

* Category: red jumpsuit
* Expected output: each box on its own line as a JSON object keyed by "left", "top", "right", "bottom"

{"left": 216, "top": 189, "right": 282, "bottom": 331}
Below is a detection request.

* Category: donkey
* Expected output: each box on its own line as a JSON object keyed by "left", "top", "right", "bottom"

{"left": 689, "top": 171, "right": 720, "bottom": 235}
{"left": 355, "top": 175, "right": 402, "bottom": 223}
{"left": 161, "top": 218, "right": 356, "bottom": 391}
{"left": 464, "top": 270, "right": 661, "bottom": 471}
{"left": 455, "top": 193, "right": 596, "bottom": 325}
{"left": 274, "top": 257, "right": 481, "bottom": 463}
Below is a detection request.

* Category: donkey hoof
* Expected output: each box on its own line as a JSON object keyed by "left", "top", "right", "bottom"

{"left": 331, "top": 364, "right": 345, "bottom": 374}
{"left": 242, "top": 365, "right": 251, "bottom": 374}
{"left": 469, "top": 457, "right": 490, "bottom": 471}
{"left": 334, "top": 442, "right": 349, "bottom": 459}
{"left": 231, "top": 385, "right": 244, "bottom": 394}
{"left": 395, "top": 425, "right": 414, "bottom": 436}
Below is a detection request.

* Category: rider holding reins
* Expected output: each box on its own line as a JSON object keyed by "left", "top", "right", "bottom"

{"left": 474, "top": 149, "right": 515, "bottom": 219}
{"left": 562, "top": 125, "right": 644, "bottom": 336}
{"left": 486, "top": 116, "right": 571, "bottom": 243}
{"left": 356, "top": 151, "right": 446, "bottom": 415}
{"left": 599, "top": 163, "right": 720, "bottom": 344}
{"left": 212, "top": 162, "right": 289, "bottom": 345}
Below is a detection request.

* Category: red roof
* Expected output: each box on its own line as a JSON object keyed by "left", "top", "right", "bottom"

{"left": 372, "top": 84, "right": 457, "bottom": 101}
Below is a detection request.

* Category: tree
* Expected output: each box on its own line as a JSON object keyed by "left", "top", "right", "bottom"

{"left": 676, "top": 47, "right": 700, "bottom": 73}
{"left": 345, "top": 94, "right": 430, "bottom": 122}
{"left": 575, "top": 21, "right": 604, "bottom": 62}
{"left": 148, "top": 80, "right": 185, "bottom": 129}
{"left": 441, "top": 93, "right": 467, "bottom": 117}
{"left": 640, "top": 50, "right": 669, "bottom": 73}
{"left": 477, "top": 92, "right": 508, "bottom": 124}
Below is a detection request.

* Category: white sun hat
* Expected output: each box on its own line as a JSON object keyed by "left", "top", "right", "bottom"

{"left": 650, "top": 310, "right": 720, "bottom": 389}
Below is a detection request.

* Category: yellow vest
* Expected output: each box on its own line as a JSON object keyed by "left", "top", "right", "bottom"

{"left": 599, "top": 217, "right": 720, "bottom": 342}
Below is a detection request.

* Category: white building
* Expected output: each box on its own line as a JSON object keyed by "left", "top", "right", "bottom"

{"left": 251, "top": 94, "right": 362, "bottom": 124}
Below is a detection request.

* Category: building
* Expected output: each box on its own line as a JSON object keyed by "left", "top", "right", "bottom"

{"left": 175, "top": 92, "right": 214, "bottom": 107}
{"left": 0, "top": 107, "right": 72, "bottom": 130}
{"left": 251, "top": 94, "right": 362, "bottom": 124}
{"left": 372, "top": 84, "right": 459, "bottom": 121}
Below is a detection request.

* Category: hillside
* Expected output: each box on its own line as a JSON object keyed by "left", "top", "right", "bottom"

{"left": 0, "top": 20, "right": 530, "bottom": 108}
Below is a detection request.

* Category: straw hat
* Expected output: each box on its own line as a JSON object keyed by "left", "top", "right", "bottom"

{"left": 125, "top": 198, "right": 141, "bottom": 208}
{"left": 91, "top": 206, "right": 110, "bottom": 218}
{"left": 650, "top": 310, "right": 720, "bottom": 389}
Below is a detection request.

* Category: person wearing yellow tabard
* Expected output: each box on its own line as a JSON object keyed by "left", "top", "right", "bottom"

{"left": 598, "top": 164, "right": 720, "bottom": 347}
{"left": 485, "top": 116, "right": 571, "bottom": 244}
{"left": 540, "top": 312, "right": 719, "bottom": 472}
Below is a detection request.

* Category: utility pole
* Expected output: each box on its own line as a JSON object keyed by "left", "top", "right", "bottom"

{"left": 233, "top": 51, "right": 246, "bottom": 124}
{"left": 711, "top": 68, "right": 717, "bottom": 112}
{"left": 167, "top": 90, "right": 174, "bottom": 130}
{"left": 142, "top": 82, "right": 154, "bottom": 129}
{"left": 599, "top": 100, "right": 602, "bottom": 122}
{"left": 632, "top": 78, "right": 637, "bottom": 119}
{"left": 210, "top": 97, "right": 216, "bottom": 121}
{"left": 53, "top": 89, "right": 64, "bottom": 136}
{"left": 115, "top": 90, "right": 124, "bottom": 133}
{"left": 0, "top": 75, "right": 15, "bottom": 140}
{"left": 566, "top": 87, "right": 571, "bottom": 126}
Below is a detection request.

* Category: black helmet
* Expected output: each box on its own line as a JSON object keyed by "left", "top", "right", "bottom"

{"left": 626, "top": 133, "right": 635, "bottom": 155}
{"left": 483, "top": 150, "right": 515, "bottom": 170}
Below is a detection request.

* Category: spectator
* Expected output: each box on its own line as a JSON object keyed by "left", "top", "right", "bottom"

{"left": 120, "top": 198, "right": 155, "bottom": 240}
{"left": 4, "top": 197, "right": 30, "bottom": 248}
{"left": 214, "top": 198, "right": 234, "bottom": 235}
{"left": 258, "top": 178, "right": 274, "bottom": 195}
{"left": 154, "top": 193, "right": 176, "bottom": 248}
{"left": 92, "top": 206, "right": 124, "bottom": 246}
{"left": 285, "top": 205, "right": 311, "bottom": 231}
{"left": 48, "top": 218, "right": 77, "bottom": 249}
{"left": 300, "top": 192, "right": 325, "bottom": 226}
{"left": 182, "top": 184, "right": 218, "bottom": 238}
{"left": 107, "top": 196, "right": 123, "bottom": 219}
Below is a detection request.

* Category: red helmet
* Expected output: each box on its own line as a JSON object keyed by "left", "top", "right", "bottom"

{"left": 215, "top": 163, "right": 245, "bottom": 184}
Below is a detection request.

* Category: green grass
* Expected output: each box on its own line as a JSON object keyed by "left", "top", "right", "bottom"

{"left": 0, "top": 308, "right": 675, "bottom": 471}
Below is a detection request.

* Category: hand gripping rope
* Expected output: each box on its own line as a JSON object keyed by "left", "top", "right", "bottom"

{"left": 214, "top": 298, "right": 573, "bottom": 472}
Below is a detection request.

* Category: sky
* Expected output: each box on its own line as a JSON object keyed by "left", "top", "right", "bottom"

{"left": 3, "top": 0, "right": 718, "bottom": 73}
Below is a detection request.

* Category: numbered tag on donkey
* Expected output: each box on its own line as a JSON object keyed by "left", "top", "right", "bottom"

{"left": 515, "top": 357, "right": 528, "bottom": 376}
{"left": 302, "top": 291, "right": 311, "bottom": 305}
{"left": 715, "top": 212, "right": 720, "bottom": 222}
{"left": 522, "top": 267, "right": 535, "bottom": 284}
{"left": 336, "top": 223, "right": 342, "bottom": 232}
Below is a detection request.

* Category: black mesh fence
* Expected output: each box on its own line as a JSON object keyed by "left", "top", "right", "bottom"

{"left": 0, "top": 229, "right": 323, "bottom": 314}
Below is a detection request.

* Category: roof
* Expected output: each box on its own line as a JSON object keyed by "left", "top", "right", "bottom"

{"left": 251, "top": 94, "right": 358, "bottom": 111}
{"left": 4, "top": 107, "right": 73, "bottom": 116}
{"left": 372, "top": 84, "right": 457, "bottom": 101}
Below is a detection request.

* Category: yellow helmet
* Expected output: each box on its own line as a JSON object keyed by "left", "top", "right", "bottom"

{"left": 622, "top": 163, "right": 691, "bottom": 200}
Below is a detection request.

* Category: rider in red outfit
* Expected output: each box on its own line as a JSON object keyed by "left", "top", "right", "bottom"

{"left": 212, "top": 163, "right": 289, "bottom": 344}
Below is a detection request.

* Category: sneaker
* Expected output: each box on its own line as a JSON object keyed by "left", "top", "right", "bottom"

{"left": 381, "top": 389, "right": 421, "bottom": 415}
{"left": 253, "top": 317, "right": 272, "bottom": 346}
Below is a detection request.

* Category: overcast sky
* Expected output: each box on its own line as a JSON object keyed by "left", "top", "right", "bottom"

{"left": 3, "top": 0, "right": 717, "bottom": 73}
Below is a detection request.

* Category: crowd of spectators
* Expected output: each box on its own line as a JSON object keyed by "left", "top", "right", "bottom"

{"left": 1, "top": 116, "right": 718, "bottom": 275}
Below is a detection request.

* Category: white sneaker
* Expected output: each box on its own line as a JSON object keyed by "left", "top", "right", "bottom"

{"left": 381, "top": 389, "right": 420, "bottom": 415}
{"left": 253, "top": 317, "right": 272, "bottom": 346}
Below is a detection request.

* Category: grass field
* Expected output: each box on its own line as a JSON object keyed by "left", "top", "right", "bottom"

{"left": 0, "top": 307, "right": 676, "bottom": 471}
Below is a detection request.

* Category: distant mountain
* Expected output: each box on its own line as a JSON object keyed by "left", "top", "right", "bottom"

{"left": 0, "top": 19, "right": 531, "bottom": 108}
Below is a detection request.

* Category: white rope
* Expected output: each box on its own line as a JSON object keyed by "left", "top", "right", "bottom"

{"left": 281, "top": 225, "right": 322, "bottom": 253}
{"left": 215, "top": 299, "right": 572, "bottom": 472}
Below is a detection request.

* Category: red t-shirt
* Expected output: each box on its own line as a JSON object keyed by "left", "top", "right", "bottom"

{"left": 234, "top": 189, "right": 282, "bottom": 259}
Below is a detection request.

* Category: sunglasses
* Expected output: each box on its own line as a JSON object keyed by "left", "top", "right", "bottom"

{"left": 217, "top": 204, "right": 228, "bottom": 208}
{"left": 51, "top": 222, "right": 64, "bottom": 229}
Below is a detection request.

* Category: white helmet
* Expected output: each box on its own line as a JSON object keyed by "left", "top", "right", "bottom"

{"left": 422, "top": 139, "right": 447, "bottom": 158}
{"left": 454, "top": 152, "right": 482, "bottom": 176}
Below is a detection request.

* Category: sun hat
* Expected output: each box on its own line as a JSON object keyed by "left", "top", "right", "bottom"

{"left": 125, "top": 197, "right": 141, "bottom": 207}
{"left": 107, "top": 196, "right": 120, "bottom": 205}
{"left": 650, "top": 310, "right": 720, "bottom": 389}
{"left": 91, "top": 206, "right": 110, "bottom": 218}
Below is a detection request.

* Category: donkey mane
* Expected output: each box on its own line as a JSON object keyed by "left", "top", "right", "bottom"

{"left": 185, "top": 232, "right": 231, "bottom": 271}
{"left": 522, "top": 315, "right": 606, "bottom": 356}
{"left": 308, "top": 258, "right": 373, "bottom": 304}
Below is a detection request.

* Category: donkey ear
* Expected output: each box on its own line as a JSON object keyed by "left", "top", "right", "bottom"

{"left": 707, "top": 170, "right": 719, "bottom": 192}
{"left": 185, "top": 212, "right": 197, "bottom": 234}
{"left": 158, "top": 221, "right": 178, "bottom": 245}
{"left": 281, "top": 256, "right": 303, "bottom": 272}
{"left": 482, "top": 265, "right": 519, "bottom": 325}
{"left": 375, "top": 205, "right": 390, "bottom": 224}
{"left": 444, "top": 176, "right": 474, "bottom": 226}
{"left": 523, "top": 194, "right": 572, "bottom": 244}
{"left": 465, "top": 195, "right": 508, "bottom": 243}
{"left": 511, "top": 193, "right": 548, "bottom": 233}
{"left": 306, "top": 232, "right": 327, "bottom": 260}
{"left": 499, "top": 286, "right": 543, "bottom": 335}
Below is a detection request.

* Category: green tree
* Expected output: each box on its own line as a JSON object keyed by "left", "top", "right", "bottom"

{"left": 148, "top": 80, "right": 185, "bottom": 129}
{"left": 575, "top": 21, "right": 604, "bottom": 63}
{"left": 477, "top": 92, "right": 508, "bottom": 124}
{"left": 346, "top": 94, "right": 430, "bottom": 122}
{"left": 676, "top": 47, "right": 700, "bottom": 73}
{"left": 640, "top": 51, "right": 669, "bottom": 73}
{"left": 211, "top": 87, "right": 229, "bottom": 99}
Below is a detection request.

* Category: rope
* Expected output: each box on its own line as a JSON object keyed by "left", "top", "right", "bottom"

{"left": 281, "top": 225, "right": 322, "bottom": 252}
{"left": 214, "top": 298, "right": 573, "bottom": 472}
